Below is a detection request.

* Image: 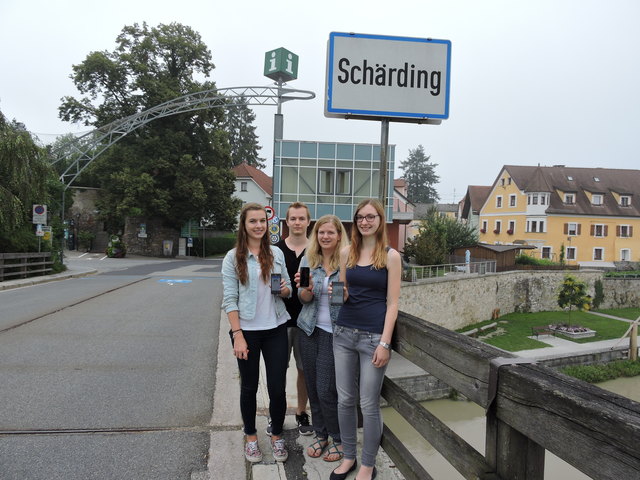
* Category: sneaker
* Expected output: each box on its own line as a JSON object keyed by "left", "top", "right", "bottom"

{"left": 271, "top": 438, "right": 288, "bottom": 462}
{"left": 266, "top": 420, "right": 272, "bottom": 437}
{"left": 244, "top": 440, "right": 263, "bottom": 463}
{"left": 296, "top": 412, "right": 313, "bottom": 436}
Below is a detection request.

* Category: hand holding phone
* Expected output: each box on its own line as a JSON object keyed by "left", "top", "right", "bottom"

{"left": 330, "top": 281, "right": 344, "bottom": 305}
{"left": 299, "top": 267, "right": 310, "bottom": 288}
{"left": 270, "top": 273, "right": 282, "bottom": 295}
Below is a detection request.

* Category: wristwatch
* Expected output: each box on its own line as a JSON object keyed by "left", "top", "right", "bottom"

{"left": 379, "top": 341, "right": 391, "bottom": 350}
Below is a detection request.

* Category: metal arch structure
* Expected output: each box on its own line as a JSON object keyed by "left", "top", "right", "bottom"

{"left": 52, "top": 85, "right": 315, "bottom": 189}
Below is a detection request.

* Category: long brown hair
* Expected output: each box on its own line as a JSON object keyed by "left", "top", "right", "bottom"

{"left": 235, "top": 203, "right": 274, "bottom": 285}
{"left": 306, "top": 215, "right": 348, "bottom": 271}
{"left": 347, "top": 198, "right": 389, "bottom": 269}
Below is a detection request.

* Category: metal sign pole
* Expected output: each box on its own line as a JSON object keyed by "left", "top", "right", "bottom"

{"left": 378, "top": 119, "right": 390, "bottom": 206}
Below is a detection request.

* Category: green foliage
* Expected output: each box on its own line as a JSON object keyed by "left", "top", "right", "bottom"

{"left": 595, "top": 308, "right": 640, "bottom": 321}
{"left": 224, "top": 98, "right": 265, "bottom": 169}
{"left": 0, "top": 110, "right": 59, "bottom": 251}
{"left": 192, "top": 234, "right": 236, "bottom": 256}
{"left": 558, "top": 274, "right": 592, "bottom": 313}
{"left": 106, "top": 235, "right": 126, "bottom": 258}
{"left": 58, "top": 22, "right": 243, "bottom": 233}
{"left": 593, "top": 279, "right": 604, "bottom": 309}
{"left": 561, "top": 360, "right": 640, "bottom": 383}
{"left": 604, "top": 270, "right": 640, "bottom": 278}
{"left": 399, "top": 145, "right": 440, "bottom": 204}
{"left": 404, "top": 206, "right": 478, "bottom": 265}
{"left": 515, "top": 254, "right": 558, "bottom": 266}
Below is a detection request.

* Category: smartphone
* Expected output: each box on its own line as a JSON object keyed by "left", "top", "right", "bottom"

{"left": 330, "top": 281, "right": 344, "bottom": 305}
{"left": 270, "top": 273, "right": 282, "bottom": 295}
{"left": 299, "top": 267, "right": 310, "bottom": 288}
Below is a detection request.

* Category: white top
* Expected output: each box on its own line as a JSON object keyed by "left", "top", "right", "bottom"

{"left": 316, "top": 276, "right": 332, "bottom": 333}
{"left": 240, "top": 265, "right": 290, "bottom": 330}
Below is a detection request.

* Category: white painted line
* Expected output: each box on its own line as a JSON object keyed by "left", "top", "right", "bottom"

{"left": 79, "top": 253, "right": 88, "bottom": 258}
{"left": 100, "top": 256, "right": 108, "bottom": 261}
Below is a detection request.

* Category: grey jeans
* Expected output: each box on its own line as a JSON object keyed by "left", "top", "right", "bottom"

{"left": 333, "top": 325, "right": 388, "bottom": 467}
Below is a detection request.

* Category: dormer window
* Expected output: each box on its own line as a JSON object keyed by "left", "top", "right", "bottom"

{"left": 620, "top": 195, "right": 631, "bottom": 207}
{"left": 564, "top": 193, "right": 575, "bottom": 204}
{"left": 592, "top": 194, "right": 603, "bottom": 206}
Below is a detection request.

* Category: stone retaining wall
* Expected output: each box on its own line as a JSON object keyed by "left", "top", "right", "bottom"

{"left": 399, "top": 270, "right": 640, "bottom": 331}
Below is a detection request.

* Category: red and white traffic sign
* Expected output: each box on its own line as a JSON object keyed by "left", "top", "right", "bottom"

{"left": 32, "top": 204, "right": 47, "bottom": 224}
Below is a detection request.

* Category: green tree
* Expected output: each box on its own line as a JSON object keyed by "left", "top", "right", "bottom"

{"left": 557, "top": 275, "right": 592, "bottom": 324}
{"left": 404, "top": 206, "right": 478, "bottom": 264}
{"left": 399, "top": 145, "right": 440, "bottom": 204}
{"left": 58, "top": 22, "right": 241, "bottom": 232}
{"left": 0, "top": 111, "right": 56, "bottom": 251}
{"left": 224, "top": 98, "right": 265, "bottom": 168}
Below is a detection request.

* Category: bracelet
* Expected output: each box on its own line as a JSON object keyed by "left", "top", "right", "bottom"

{"left": 379, "top": 340, "right": 391, "bottom": 350}
{"left": 231, "top": 328, "right": 242, "bottom": 333}
{"left": 232, "top": 329, "right": 243, "bottom": 338}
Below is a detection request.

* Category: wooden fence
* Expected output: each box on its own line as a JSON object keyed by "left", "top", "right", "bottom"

{"left": 381, "top": 311, "right": 640, "bottom": 480}
{"left": 0, "top": 252, "right": 53, "bottom": 281}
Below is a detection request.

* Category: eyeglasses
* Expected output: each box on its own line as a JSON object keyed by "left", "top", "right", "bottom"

{"left": 355, "top": 214, "right": 380, "bottom": 223}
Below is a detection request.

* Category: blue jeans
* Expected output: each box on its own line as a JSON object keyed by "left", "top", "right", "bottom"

{"left": 333, "top": 325, "right": 388, "bottom": 467}
{"left": 233, "top": 323, "right": 288, "bottom": 436}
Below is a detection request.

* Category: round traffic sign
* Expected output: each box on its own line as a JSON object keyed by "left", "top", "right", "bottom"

{"left": 269, "top": 224, "right": 280, "bottom": 235}
{"left": 34, "top": 205, "right": 45, "bottom": 215}
{"left": 265, "top": 205, "right": 275, "bottom": 221}
{"left": 270, "top": 234, "right": 280, "bottom": 244}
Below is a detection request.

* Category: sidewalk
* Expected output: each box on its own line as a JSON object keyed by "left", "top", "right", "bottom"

{"left": 0, "top": 257, "right": 97, "bottom": 291}
{"left": 212, "top": 313, "right": 405, "bottom": 480}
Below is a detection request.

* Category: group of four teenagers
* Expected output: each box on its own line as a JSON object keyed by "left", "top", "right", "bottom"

{"left": 221, "top": 198, "right": 402, "bottom": 480}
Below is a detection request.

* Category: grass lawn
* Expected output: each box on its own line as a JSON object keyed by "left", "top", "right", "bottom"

{"left": 594, "top": 308, "right": 640, "bottom": 321}
{"left": 458, "top": 310, "right": 631, "bottom": 352}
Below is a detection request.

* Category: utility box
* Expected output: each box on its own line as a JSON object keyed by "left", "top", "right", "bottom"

{"left": 162, "top": 240, "right": 173, "bottom": 257}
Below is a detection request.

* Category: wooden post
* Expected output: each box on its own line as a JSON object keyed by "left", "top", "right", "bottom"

{"left": 630, "top": 322, "right": 638, "bottom": 361}
{"left": 486, "top": 410, "right": 545, "bottom": 480}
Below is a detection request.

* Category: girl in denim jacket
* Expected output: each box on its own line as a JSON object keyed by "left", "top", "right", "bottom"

{"left": 222, "top": 203, "right": 292, "bottom": 463}
{"left": 295, "top": 215, "right": 349, "bottom": 463}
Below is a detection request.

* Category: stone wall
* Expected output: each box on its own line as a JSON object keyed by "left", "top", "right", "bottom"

{"left": 122, "top": 216, "right": 180, "bottom": 257}
{"left": 399, "top": 271, "right": 640, "bottom": 330}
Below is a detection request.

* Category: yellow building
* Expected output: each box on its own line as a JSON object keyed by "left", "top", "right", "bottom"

{"left": 478, "top": 165, "right": 640, "bottom": 266}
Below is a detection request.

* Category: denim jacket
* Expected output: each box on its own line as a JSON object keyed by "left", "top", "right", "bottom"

{"left": 296, "top": 256, "right": 341, "bottom": 336}
{"left": 221, "top": 245, "right": 291, "bottom": 320}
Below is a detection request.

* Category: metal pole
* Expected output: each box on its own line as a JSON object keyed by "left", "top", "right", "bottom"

{"left": 378, "top": 119, "right": 390, "bottom": 205}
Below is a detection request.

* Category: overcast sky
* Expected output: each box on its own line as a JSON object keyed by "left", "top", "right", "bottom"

{"left": 1, "top": 0, "right": 639, "bottom": 204}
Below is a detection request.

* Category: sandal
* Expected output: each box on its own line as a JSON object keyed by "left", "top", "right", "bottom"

{"left": 323, "top": 442, "right": 344, "bottom": 462}
{"left": 306, "top": 438, "right": 328, "bottom": 458}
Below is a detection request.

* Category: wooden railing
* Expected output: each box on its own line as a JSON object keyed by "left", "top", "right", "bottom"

{"left": 381, "top": 311, "right": 640, "bottom": 480}
{"left": 0, "top": 252, "right": 53, "bottom": 281}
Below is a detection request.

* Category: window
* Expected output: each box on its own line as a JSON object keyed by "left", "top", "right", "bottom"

{"left": 531, "top": 195, "right": 538, "bottom": 205}
{"left": 567, "top": 175, "right": 573, "bottom": 181}
{"left": 318, "top": 170, "right": 334, "bottom": 194}
{"left": 494, "top": 221, "right": 501, "bottom": 234}
{"left": 496, "top": 196, "right": 502, "bottom": 208}
{"left": 618, "top": 225, "right": 633, "bottom": 238}
{"left": 620, "top": 195, "right": 631, "bottom": 207}
{"left": 508, "top": 221, "right": 515, "bottom": 234}
{"left": 593, "top": 248, "right": 604, "bottom": 261}
{"left": 541, "top": 247, "right": 551, "bottom": 259}
{"left": 566, "top": 247, "right": 576, "bottom": 260}
{"left": 527, "top": 220, "right": 545, "bottom": 233}
{"left": 592, "top": 194, "right": 603, "bottom": 206}
{"left": 565, "top": 222, "right": 580, "bottom": 236}
{"left": 500, "top": 178, "right": 505, "bottom": 186}
{"left": 591, "top": 224, "right": 607, "bottom": 237}
{"left": 336, "top": 170, "right": 351, "bottom": 195}
{"left": 240, "top": 181, "right": 248, "bottom": 192}
{"left": 509, "top": 195, "right": 516, "bottom": 207}
{"left": 481, "top": 220, "right": 488, "bottom": 233}
{"left": 507, "top": 177, "right": 512, "bottom": 185}
{"left": 594, "top": 176, "right": 600, "bottom": 182}
{"left": 621, "top": 249, "right": 631, "bottom": 261}
{"left": 564, "top": 193, "right": 575, "bottom": 204}
{"left": 540, "top": 194, "right": 546, "bottom": 205}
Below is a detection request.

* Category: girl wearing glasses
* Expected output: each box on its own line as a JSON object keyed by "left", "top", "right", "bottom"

{"left": 329, "top": 199, "right": 401, "bottom": 480}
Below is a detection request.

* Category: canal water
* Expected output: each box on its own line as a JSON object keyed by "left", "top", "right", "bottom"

{"left": 382, "top": 376, "right": 639, "bottom": 479}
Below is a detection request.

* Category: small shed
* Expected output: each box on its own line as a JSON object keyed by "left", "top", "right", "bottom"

{"left": 452, "top": 243, "right": 537, "bottom": 272}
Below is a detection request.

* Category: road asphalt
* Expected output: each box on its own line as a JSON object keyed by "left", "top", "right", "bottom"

{"left": 3, "top": 254, "right": 636, "bottom": 480}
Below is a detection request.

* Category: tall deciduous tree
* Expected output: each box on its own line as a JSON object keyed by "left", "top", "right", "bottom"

{"left": 224, "top": 98, "right": 265, "bottom": 168}
{"left": 58, "top": 22, "right": 241, "bottom": 231}
{"left": 399, "top": 145, "right": 440, "bottom": 204}
{"left": 0, "top": 111, "right": 59, "bottom": 251}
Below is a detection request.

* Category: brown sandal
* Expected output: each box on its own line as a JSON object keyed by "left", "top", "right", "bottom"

{"left": 307, "top": 438, "right": 328, "bottom": 458}
{"left": 323, "top": 442, "right": 344, "bottom": 462}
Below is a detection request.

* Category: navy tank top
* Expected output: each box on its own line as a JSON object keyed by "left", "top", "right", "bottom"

{"left": 336, "top": 264, "right": 388, "bottom": 334}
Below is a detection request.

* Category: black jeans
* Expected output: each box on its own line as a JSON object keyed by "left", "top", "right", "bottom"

{"left": 234, "top": 323, "right": 288, "bottom": 436}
